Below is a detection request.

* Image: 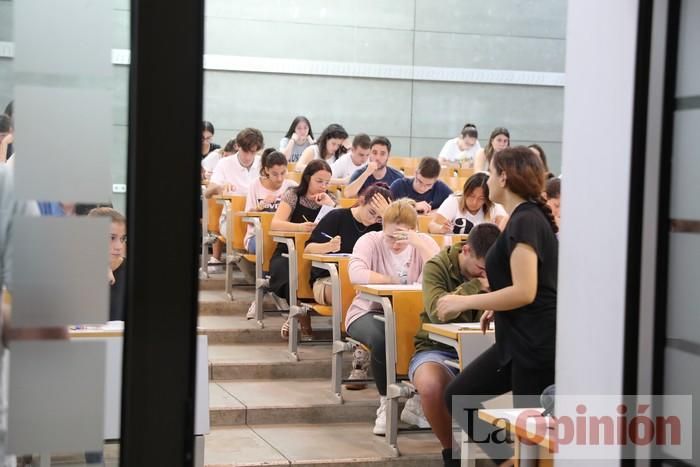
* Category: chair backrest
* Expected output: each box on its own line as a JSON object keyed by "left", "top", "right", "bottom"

{"left": 337, "top": 198, "right": 357, "bottom": 209}
{"left": 393, "top": 291, "right": 425, "bottom": 375}
{"left": 446, "top": 176, "right": 469, "bottom": 193}
{"left": 294, "top": 232, "right": 315, "bottom": 300}
{"left": 227, "top": 195, "right": 247, "bottom": 250}
{"left": 417, "top": 214, "right": 434, "bottom": 233}
{"left": 286, "top": 172, "right": 302, "bottom": 184}
{"left": 257, "top": 212, "right": 276, "bottom": 271}
{"left": 207, "top": 198, "right": 224, "bottom": 234}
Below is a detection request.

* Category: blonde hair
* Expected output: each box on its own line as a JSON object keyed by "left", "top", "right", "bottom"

{"left": 383, "top": 198, "right": 418, "bottom": 229}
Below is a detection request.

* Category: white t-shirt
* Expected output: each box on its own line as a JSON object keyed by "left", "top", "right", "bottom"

{"left": 240, "top": 177, "right": 297, "bottom": 244}
{"left": 201, "top": 149, "right": 223, "bottom": 176}
{"left": 331, "top": 152, "right": 364, "bottom": 180}
{"left": 438, "top": 137, "right": 481, "bottom": 162}
{"left": 210, "top": 152, "right": 262, "bottom": 195}
{"left": 436, "top": 195, "right": 507, "bottom": 233}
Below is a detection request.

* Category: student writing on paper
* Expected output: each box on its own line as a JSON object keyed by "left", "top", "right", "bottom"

{"left": 389, "top": 157, "right": 453, "bottom": 214}
{"left": 268, "top": 160, "right": 336, "bottom": 340}
{"left": 345, "top": 199, "right": 440, "bottom": 436}
{"left": 407, "top": 223, "right": 500, "bottom": 467}
{"left": 243, "top": 149, "right": 297, "bottom": 253}
{"left": 441, "top": 147, "right": 558, "bottom": 466}
{"left": 303, "top": 184, "right": 391, "bottom": 389}
{"left": 295, "top": 123, "right": 348, "bottom": 173}
{"left": 330, "top": 133, "right": 371, "bottom": 184}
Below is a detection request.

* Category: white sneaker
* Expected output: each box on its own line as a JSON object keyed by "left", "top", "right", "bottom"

{"left": 373, "top": 396, "right": 387, "bottom": 435}
{"left": 246, "top": 301, "right": 256, "bottom": 320}
{"left": 400, "top": 394, "right": 431, "bottom": 429}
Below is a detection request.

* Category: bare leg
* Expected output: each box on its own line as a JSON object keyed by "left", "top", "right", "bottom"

{"left": 413, "top": 362, "right": 456, "bottom": 449}
{"left": 212, "top": 239, "right": 224, "bottom": 261}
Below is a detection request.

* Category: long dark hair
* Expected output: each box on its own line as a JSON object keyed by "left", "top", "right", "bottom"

{"left": 259, "top": 148, "right": 288, "bottom": 177}
{"left": 314, "top": 123, "right": 348, "bottom": 161}
{"left": 459, "top": 172, "right": 494, "bottom": 216}
{"left": 492, "top": 146, "right": 558, "bottom": 233}
{"left": 284, "top": 116, "right": 314, "bottom": 140}
{"left": 528, "top": 143, "right": 554, "bottom": 178}
{"left": 295, "top": 159, "right": 332, "bottom": 197}
{"left": 485, "top": 127, "right": 510, "bottom": 166}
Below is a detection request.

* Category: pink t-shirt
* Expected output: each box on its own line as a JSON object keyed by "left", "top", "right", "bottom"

{"left": 242, "top": 178, "right": 296, "bottom": 245}
{"left": 345, "top": 231, "right": 439, "bottom": 329}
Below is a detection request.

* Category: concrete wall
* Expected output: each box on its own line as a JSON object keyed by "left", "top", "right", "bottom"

{"left": 0, "top": 0, "right": 567, "bottom": 212}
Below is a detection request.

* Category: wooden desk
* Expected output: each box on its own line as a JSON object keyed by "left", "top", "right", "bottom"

{"left": 68, "top": 328, "right": 210, "bottom": 467}
{"left": 271, "top": 230, "right": 313, "bottom": 359}
{"left": 353, "top": 284, "right": 424, "bottom": 456}
{"left": 479, "top": 408, "right": 555, "bottom": 467}
{"left": 304, "top": 253, "right": 353, "bottom": 400}
{"left": 428, "top": 233, "right": 469, "bottom": 247}
{"left": 216, "top": 194, "right": 247, "bottom": 296}
{"left": 417, "top": 214, "right": 434, "bottom": 233}
{"left": 421, "top": 322, "right": 495, "bottom": 368}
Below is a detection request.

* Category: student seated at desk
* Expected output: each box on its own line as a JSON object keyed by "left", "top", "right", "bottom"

{"left": 345, "top": 199, "right": 440, "bottom": 435}
{"left": 295, "top": 123, "right": 348, "bottom": 173}
{"left": 330, "top": 133, "right": 371, "bottom": 184}
{"left": 408, "top": 223, "right": 500, "bottom": 467}
{"left": 438, "top": 123, "right": 480, "bottom": 166}
{"left": 389, "top": 157, "right": 453, "bottom": 214}
{"left": 344, "top": 136, "right": 404, "bottom": 198}
{"left": 428, "top": 172, "right": 508, "bottom": 234}
{"left": 473, "top": 127, "right": 510, "bottom": 173}
{"left": 269, "top": 160, "right": 337, "bottom": 339}
{"left": 202, "top": 138, "right": 238, "bottom": 180}
{"left": 243, "top": 149, "right": 297, "bottom": 253}
{"left": 441, "top": 147, "right": 558, "bottom": 466}
{"left": 304, "top": 183, "right": 391, "bottom": 388}
{"left": 205, "top": 127, "right": 264, "bottom": 198}
{"left": 279, "top": 115, "right": 315, "bottom": 163}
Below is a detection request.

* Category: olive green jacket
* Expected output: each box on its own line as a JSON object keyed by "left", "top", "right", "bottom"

{"left": 414, "top": 241, "right": 484, "bottom": 353}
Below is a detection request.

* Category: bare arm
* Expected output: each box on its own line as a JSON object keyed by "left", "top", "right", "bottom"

{"left": 204, "top": 183, "right": 223, "bottom": 199}
{"left": 304, "top": 236, "right": 341, "bottom": 255}
{"left": 295, "top": 146, "right": 315, "bottom": 172}
{"left": 436, "top": 243, "right": 538, "bottom": 320}
{"left": 280, "top": 137, "right": 295, "bottom": 160}
{"left": 473, "top": 148, "right": 487, "bottom": 172}
{"left": 270, "top": 200, "right": 314, "bottom": 232}
{"left": 428, "top": 213, "right": 452, "bottom": 234}
{"left": 344, "top": 162, "right": 376, "bottom": 198}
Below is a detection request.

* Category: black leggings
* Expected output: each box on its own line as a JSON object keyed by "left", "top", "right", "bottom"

{"left": 346, "top": 313, "right": 387, "bottom": 395}
{"left": 444, "top": 344, "right": 554, "bottom": 464}
{"left": 268, "top": 253, "right": 290, "bottom": 301}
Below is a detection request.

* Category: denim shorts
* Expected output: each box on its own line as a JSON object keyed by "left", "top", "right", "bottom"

{"left": 408, "top": 349, "right": 460, "bottom": 382}
{"left": 246, "top": 237, "right": 256, "bottom": 253}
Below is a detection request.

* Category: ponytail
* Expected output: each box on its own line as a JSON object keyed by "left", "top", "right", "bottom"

{"left": 531, "top": 196, "right": 559, "bottom": 234}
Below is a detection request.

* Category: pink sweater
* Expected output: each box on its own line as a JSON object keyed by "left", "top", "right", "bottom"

{"left": 345, "top": 231, "right": 440, "bottom": 329}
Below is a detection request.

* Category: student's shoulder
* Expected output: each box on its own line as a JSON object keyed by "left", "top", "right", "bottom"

{"left": 387, "top": 166, "right": 404, "bottom": 177}
{"left": 349, "top": 165, "right": 368, "bottom": 181}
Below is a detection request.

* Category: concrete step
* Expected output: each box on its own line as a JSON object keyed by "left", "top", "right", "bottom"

{"left": 204, "top": 423, "right": 451, "bottom": 467}
{"left": 198, "top": 289, "right": 259, "bottom": 315}
{"left": 210, "top": 379, "right": 379, "bottom": 427}
{"left": 209, "top": 343, "right": 357, "bottom": 380}
{"left": 199, "top": 315, "right": 333, "bottom": 345}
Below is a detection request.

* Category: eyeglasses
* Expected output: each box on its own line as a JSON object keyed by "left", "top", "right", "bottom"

{"left": 414, "top": 175, "right": 435, "bottom": 190}
{"left": 110, "top": 234, "right": 127, "bottom": 244}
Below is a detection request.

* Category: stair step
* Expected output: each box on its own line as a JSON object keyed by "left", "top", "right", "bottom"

{"left": 204, "top": 423, "right": 450, "bottom": 467}
{"left": 209, "top": 343, "right": 356, "bottom": 380}
{"left": 210, "top": 379, "right": 378, "bottom": 427}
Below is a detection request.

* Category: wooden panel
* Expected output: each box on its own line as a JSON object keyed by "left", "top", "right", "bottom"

{"left": 293, "top": 232, "right": 314, "bottom": 300}
{"left": 417, "top": 214, "right": 434, "bottom": 233}
{"left": 257, "top": 213, "right": 276, "bottom": 271}
{"left": 392, "top": 290, "right": 424, "bottom": 375}
{"left": 207, "top": 198, "right": 224, "bottom": 233}
{"left": 337, "top": 198, "right": 357, "bottom": 208}
{"left": 226, "top": 195, "right": 247, "bottom": 250}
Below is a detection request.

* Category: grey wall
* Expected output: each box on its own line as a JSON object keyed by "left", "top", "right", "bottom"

{"left": 0, "top": 0, "right": 567, "bottom": 212}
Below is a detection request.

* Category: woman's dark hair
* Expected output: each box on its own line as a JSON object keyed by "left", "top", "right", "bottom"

{"left": 315, "top": 123, "right": 348, "bottom": 161}
{"left": 202, "top": 121, "right": 215, "bottom": 134}
{"left": 223, "top": 138, "right": 238, "bottom": 153}
{"left": 461, "top": 126, "right": 478, "bottom": 139}
{"left": 260, "top": 149, "right": 288, "bottom": 177}
{"left": 4, "top": 101, "right": 13, "bottom": 118}
{"left": 295, "top": 159, "right": 332, "bottom": 197}
{"left": 528, "top": 144, "right": 551, "bottom": 174}
{"left": 284, "top": 116, "right": 314, "bottom": 140}
{"left": 357, "top": 182, "right": 392, "bottom": 207}
{"left": 545, "top": 177, "right": 561, "bottom": 200}
{"left": 492, "top": 146, "right": 558, "bottom": 233}
{"left": 462, "top": 122, "right": 477, "bottom": 131}
{"left": 459, "top": 172, "right": 494, "bottom": 216}
{"left": 0, "top": 114, "right": 12, "bottom": 133}
{"left": 485, "top": 127, "right": 510, "bottom": 166}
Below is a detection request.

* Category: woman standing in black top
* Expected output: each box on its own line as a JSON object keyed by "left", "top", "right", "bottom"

{"left": 437, "top": 146, "right": 558, "bottom": 466}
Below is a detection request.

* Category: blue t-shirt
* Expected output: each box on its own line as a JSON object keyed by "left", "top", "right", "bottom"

{"left": 389, "top": 177, "right": 453, "bottom": 209}
{"left": 349, "top": 165, "right": 404, "bottom": 194}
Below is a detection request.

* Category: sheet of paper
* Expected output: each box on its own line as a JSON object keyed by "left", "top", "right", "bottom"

{"left": 314, "top": 204, "right": 336, "bottom": 223}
